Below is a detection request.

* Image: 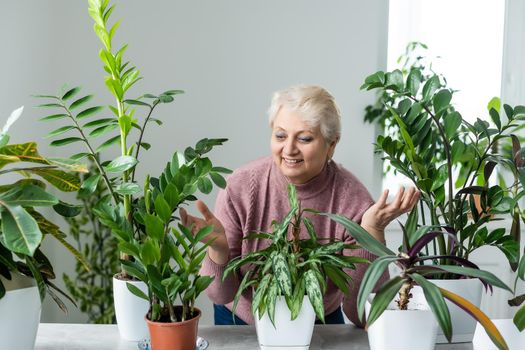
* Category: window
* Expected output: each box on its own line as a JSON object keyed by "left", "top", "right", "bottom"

{"left": 383, "top": 0, "right": 505, "bottom": 191}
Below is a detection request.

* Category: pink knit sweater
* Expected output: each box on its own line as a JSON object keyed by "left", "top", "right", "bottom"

{"left": 200, "top": 156, "right": 384, "bottom": 326}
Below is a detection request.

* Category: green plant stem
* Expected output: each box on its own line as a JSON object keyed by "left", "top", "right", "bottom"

{"left": 167, "top": 297, "right": 176, "bottom": 322}
{"left": 60, "top": 104, "right": 119, "bottom": 205}
{"left": 419, "top": 199, "right": 430, "bottom": 260}
{"left": 131, "top": 101, "right": 160, "bottom": 183}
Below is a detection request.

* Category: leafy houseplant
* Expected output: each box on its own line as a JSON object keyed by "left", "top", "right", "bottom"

{"left": 35, "top": 0, "right": 231, "bottom": 341}
{"left": 0, "top": 107, "right": 88, "bottom": 349}
{"left": 223, "top": 185, "right": 367, "bottom": 349}
{"left": 359, "top": 66, "right": 525, "bottom": 344}
{"left": 360, "top": 68, "right": 524, "bottom": 267}
{"left": 107, "top": 143, "right": 229, "bottom": 349}
{"left": 326, "top": 212, "right": 512, "bottom": 350}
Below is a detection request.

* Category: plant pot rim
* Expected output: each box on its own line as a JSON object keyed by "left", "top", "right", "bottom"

{"left": 113, "top": 273, "right": 142, "bottom": 282}
{"left": 145, "top": 307, "right": 201, "bottom": 326}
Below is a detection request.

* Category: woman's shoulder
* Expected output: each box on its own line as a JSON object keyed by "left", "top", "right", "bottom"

{"left": 332, "top": 162, "right": 373, "bottom": 200}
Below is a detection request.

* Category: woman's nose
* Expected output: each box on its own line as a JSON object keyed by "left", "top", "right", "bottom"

{"left": 284, "top": 139, "right": 298, "bottom": 155}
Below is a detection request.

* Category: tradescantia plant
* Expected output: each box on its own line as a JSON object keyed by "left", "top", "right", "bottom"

{"left": 360, "top": 68, "right": 525, "bottom": 271}
{"left": 223, "top": 184, "right": 368, "bottom": 326}
{"left": 325, "top": 211, "right": 512, "bottom": 350}
{"left": 0, "top": 106, "right": 88, "bottom": 310}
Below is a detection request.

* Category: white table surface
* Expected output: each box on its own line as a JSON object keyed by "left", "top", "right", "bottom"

{"left": 35, "top": 323, "right": 473, "bottom": 349}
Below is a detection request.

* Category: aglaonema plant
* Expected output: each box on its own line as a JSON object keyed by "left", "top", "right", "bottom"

{"left": 325, "top": 210, "right": 512, "bottom": 350}
{"left": 0, "top": 106, "right": 88, "bottom": 311}
{"left": 360, "top": 68, "right": 525, "bottom": 272}
{"left": 223, "top": 184, "right": 368, "bottom": 326}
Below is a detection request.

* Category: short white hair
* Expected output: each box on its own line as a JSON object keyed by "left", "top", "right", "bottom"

{"left": 268, "top": 85, "right": 341, "bottom": 143}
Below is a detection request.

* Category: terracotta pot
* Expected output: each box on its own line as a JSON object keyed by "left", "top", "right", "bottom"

{"left": 146, "top": 306, "right": 201, "bottom": 350}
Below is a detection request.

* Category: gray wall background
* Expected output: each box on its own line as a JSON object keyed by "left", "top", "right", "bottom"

{"left": 1, "top": 0, "right": 388, "bottom": 325}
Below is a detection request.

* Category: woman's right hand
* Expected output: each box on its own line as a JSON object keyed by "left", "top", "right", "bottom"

{"left": 179, "top": 200, "right": 230, "bottom": 265}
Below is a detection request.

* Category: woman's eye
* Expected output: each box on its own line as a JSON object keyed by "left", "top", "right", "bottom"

{"left": 298, "top": 136, "right": 313, "bottom": 143}
{"left": 275, "top": 134, "right": 286, "bottom": 140}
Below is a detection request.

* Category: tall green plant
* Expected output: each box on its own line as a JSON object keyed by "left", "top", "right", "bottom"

{"left": 36, "top": 0, "right": 220, "bottom": 281}
{"left": 36, "top": 0, "right": 231, "bottom": 325}
{"left": 224, "top": 185, "right": 368, "bottom": 325}
{"left": 360, "top": 68, "right": 524, "bottom": 267}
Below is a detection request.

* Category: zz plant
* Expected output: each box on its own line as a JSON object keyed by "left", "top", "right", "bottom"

{"left": 0, "top": 106, "right": 88, "bottom": 310}
{"left": 326, "top": 211, "right": 512, "bottom": 350}
{"left": 360, "top": 68, "right": 524, "bottom": 270}
{"left": 108, "top": 142, "right": 229, "bottom": 322}
{"left": 223, "top": 184, "right": 368, "bottom": 325}
{"left": 35, "top": 0, "right": 230, "bottom": 289}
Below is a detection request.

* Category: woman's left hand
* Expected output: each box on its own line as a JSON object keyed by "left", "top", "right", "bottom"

{"left": 360, "top": 187, "right": 420, "bottom": 243}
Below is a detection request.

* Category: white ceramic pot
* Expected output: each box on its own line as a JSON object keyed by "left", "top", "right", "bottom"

{"left": 113, "top": 275, "right": 150, "bottom": 341}
{"left": 0, "top": 276, "right": 41, "bottom": 350}
{"left": 473, "top": 318, "right": 525, "bottom": 350}
{"left": 429, "top": 278, "right": 483, "bottom": 343}
{"left": 254, "top": 296, "right": 316, "bottom": 350}
{"left": 365, "top": 294, "right": 438, "bottom": 350}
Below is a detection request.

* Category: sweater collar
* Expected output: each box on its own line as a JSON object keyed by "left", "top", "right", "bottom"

{"left": 271, "top": 158, "right": 334, "bottom": 200}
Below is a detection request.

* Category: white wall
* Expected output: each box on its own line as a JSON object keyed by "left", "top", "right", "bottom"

{"left": 1, "top": 1, "right": 389, "bottom": 324}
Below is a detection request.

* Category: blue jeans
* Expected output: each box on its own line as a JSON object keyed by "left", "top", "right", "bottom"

{"left": 214, "top": 304, "right": 345, "bottom": 325}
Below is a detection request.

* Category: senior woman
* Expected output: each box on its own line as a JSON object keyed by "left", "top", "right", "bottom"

{"left": 180, "top": 85, "right": 419, "bottom": 327}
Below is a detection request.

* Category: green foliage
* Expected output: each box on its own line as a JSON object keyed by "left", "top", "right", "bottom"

{"left": 363, "top": 42, "right": 450, "bottom": 175}
{"left": 361, "top": 64, "right": 524, "bottom": 267}
{"left": 33, "top": 0, "right": 230, "bottom": 325}
{"left": 62, "top": 160, "right": 119, "bottom": 324}
{"left": 0, "top": 107, "right": 87, "bottom": 311}
{"left": 224, "top": 185, "right": 368, "bottom": 326}
{"left": 116, "top": 139, "right": 229, "bottom": 322}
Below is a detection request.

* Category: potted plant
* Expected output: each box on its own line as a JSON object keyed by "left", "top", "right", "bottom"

{"left": 0, "top": 106, "right": 88, "bottom": 349}
{"left": 359, "top": 67, "right": 524, "bottom": 342}
{"left": 223, "top": 184, "right": 368, "bottom": 350}
{"left": 109, "top": 141, "right": 229, "bottom": 350}
{"left": 36, "top": 0, "right": 230, "bottom": 341}
{"left": 325, "top": 210, "right": 512, "bottom": 350}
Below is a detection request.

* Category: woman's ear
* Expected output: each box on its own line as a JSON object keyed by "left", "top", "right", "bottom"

{"left": 328, "top": 136, "right": 340, "bottom": 159}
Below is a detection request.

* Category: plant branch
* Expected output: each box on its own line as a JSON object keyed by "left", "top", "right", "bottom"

{"left": 131, "top": 101, "right": 160, "bottom": 183}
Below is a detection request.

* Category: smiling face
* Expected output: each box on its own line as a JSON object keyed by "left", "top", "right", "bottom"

{"left": 271, "top": 107, "right": 337, "bottom": 184}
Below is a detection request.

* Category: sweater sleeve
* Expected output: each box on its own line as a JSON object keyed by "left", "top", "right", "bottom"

{"left": 200, "top": 187, "right": 243, "bottom": 305}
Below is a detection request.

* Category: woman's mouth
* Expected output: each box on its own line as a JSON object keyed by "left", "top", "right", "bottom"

{"left": 283, "top": 158, "right": 304, "bottom": 166}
